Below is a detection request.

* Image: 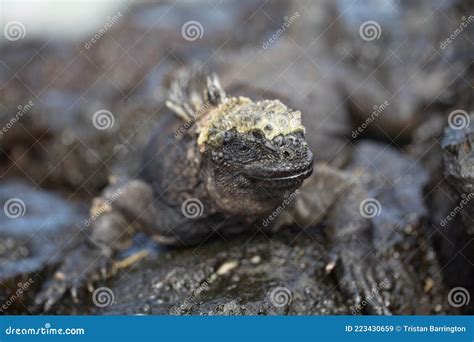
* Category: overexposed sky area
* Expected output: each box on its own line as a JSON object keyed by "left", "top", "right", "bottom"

{"left": 0, "top": 0, "right": 129, "bottom": 44}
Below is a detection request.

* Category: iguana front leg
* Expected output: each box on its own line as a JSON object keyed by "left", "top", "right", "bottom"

{"left": 34, "top": 179, "right": 166, "bottom": 311}
{"left": 281, "top": 163, "right": 391, "bottom": 314}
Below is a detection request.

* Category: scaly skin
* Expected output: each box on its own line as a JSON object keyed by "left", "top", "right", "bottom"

{"left": 35, "top": 68, "right": 391, "bottom": 314}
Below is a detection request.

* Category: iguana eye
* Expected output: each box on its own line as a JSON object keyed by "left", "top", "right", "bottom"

{"left": 226, "top": 141, "right": 255, "bottom": 160}
{"left": 238, "top": 145, "right": 250, "bottom": 153}
{"left": 234, "top": 143, "right": 253, "bottom": 157}
{"left": 252, "top": 131, "right": 264, "bottom": 140}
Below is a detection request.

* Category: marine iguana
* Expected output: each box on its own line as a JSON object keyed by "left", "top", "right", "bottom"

{"left": 35, "top": 68, "right": 391, "bottom": 314}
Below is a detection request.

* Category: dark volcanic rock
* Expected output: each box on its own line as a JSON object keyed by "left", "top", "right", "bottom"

{"left": 410, "top": 112, "right": 474, "bottom": 314}
{"left": 440, "top": 115, "right": 474, "bottom": 313}
{"left": 442, "top": 115, "right": 474, "bottom": 222}
{"left": 54, "top": 230, "right": 349, "bottom": 315}
{"left": 347, "top": 141, "right": 449, "bottom": 314}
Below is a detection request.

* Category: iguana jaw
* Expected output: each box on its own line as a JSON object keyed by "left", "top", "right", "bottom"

{"left": 247, "top": 168, "right": 313, "bottom": 180}
{"left": 243, "top": 149, "right": 313, "bottom": 189}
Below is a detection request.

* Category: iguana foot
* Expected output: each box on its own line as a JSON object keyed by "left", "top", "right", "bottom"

{"left": 34, "top": 242, "right": 112, "bottom": 312}
{"left": 332, "top": 241, "right": 391, "bottom": 315}
{"left": 34, "top": 210, "right": 131, "bottom": 312}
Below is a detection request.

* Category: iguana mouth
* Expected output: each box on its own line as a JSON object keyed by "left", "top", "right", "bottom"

{"left": 247, "top": 167, "right": 313, "bottom": 181}
{"left": 244, "top": 151, "right": 314, "bottom": 188}
{"left": 246, "top": 166, "right": 312, "bottom": 190}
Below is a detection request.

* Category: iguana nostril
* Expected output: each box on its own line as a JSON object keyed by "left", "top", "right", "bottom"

{"left": 282, "top": 149, "right": 292, "bottom": 158}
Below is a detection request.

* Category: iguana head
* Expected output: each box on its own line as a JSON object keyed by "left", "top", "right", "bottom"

{"left": 167, "top": 70, "right": 313, "bottom": 217}
{"left": 197, "top": 96, "right": 314, "bottom": 217}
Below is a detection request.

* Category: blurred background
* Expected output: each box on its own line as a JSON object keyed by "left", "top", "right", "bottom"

{"left": 0, "top": 0, "right": 472, "bottom": 315}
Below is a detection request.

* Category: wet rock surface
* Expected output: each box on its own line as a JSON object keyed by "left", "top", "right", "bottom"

{"left": 407, "top": 110, "right": 474, "bottom": 314}
{"left": 440, "top": 115, "right": 474, "bottom": 313}
{"left": 58, "top": 230, "right": 349, "bottom": 315}
{"left": 0, "top": 181, "right": 86, "bottom": 313}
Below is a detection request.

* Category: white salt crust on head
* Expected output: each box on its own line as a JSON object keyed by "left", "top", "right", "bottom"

{"left": 197, "top": 96, "right": 305, "bottom": 148}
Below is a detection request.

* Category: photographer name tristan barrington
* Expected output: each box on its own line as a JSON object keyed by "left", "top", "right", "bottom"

{"left": 403, "top": 325, "right": 467, "bottom": 334}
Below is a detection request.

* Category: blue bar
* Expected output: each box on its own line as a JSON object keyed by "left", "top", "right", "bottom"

{"left": 0, "top": 316, "right": 473, "bottom": 342}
